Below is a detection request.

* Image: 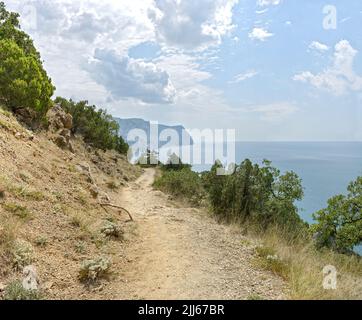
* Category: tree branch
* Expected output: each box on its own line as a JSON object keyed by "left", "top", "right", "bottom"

{"left": 99, "top": 202, "right": 134, "bottom": 221}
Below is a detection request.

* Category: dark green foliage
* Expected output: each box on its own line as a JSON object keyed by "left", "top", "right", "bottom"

{"left": 0, "top": 2, "right": 39, "bottom": 57}
{"left": 136, "top": 149, "right": 161, "bottom": 167}
{"left": 162, "top": 153, "right": 192, "bottom": 171}
{"left": 201, "top": 160, "right": 227, "bottom": 213}
{"left": 0, "top": 2, "right": 54, "bottom": 115}
{"left": 54, "top": 97, "right": 129, "bottom": 155}
{"left": 311, "top": 176, "right": 362, "bottom": 253}
{"left": 203, "top": 159, "right": 306, "bottom": 232}
{"left": 154, "top": 167, "right": 205, "bottom": 206}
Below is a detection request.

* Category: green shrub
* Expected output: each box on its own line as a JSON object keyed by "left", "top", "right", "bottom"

{"left": 0, "top": 2, "right": 39, "bottom": 57}
{"left": 74, "top": 241, "right": 86, "bottom": 254}
{"left": 3, "top": 280, "right": 42, "bottom": 300}
{"left": 0, "top": 3, "right": 54, "bottom": 115}
{"left": 311, "top": 176, "right": 362, "bottom": 253}
{"left": 79, "top": 257, "right": 112, "bottom": 282}
{"left": 154, "top": 167, "right": 205, "bottom": 206}
{"left": 54, "top": 97, "right": 129, "bottom": 155}
{"left": 161, "top": 153, "right": 191, "bottom": 172}
{"left": 12, "top": 239, "right": 33, "bottom": 270}
{"left": 203, "top": 159, "right": 306, "bottom": 233}
{"left": 100, "top": 221, "right": 123, "bottom": 239}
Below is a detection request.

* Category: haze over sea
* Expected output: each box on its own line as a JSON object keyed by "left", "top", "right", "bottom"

{"left": 193, "top": 142, "right": 362, "bottom": 223}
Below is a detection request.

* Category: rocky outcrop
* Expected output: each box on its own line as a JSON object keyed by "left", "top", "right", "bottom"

{"left": 46, "top": 104, "right": 74, "bottom": 153}
{"left": 22, "top": 265, "right": 40, "bottom": 291}
{"left": 14, "top": 107, "right": 39, "bottom": 130}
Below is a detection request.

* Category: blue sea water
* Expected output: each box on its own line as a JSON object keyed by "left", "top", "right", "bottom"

{"left": 194, "top": 142, "right": 362, "bottom": 223}
{"left": 234, "top": 142, "right": 362, "bottom": 223}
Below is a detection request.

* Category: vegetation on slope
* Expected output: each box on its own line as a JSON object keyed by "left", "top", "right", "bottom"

{"left": 153, "top": 154, "right": 204, "bottom": 206}
{"left": 0, "top": 3, "right": 128, "bottom": 156}
{"left": 0, "top": 2, "right": 54, "bottom": 116}
{"left": 204, "top": 160, "right": 307, "bottom": 235}
{"left": 54, "top": 97, "right": 129, "bottom": 155}
{"left": 312, "top": 176, "right": 362, "bottom": 253}
{"left": 153, "top": 155, "right": 362, "bottom": 299}
{"left": 0, "top": 107, "right": 142, "bottom": 299}
{"left": 0, "top": 2, "right": 137, "bottom": 300}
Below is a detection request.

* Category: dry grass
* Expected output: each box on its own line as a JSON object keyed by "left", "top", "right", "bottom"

{"left": 0, "top": 106, "right": 26, "bottom": 133}
{"left": 0, "top": 175, "right": 45, "bottom": 201}
{"left": 0, "top": 218, "right": 20, "bottom": 275}
{"left": 0, "top": 110, "right": 142, "bottom": 299}
{"left": 250, "top": 225, "right": 362, "bottom": 300}
{"left": 2, "top": 202, "right": 31, "bottom": 220}
{"left": 0, "top": 219, "right": 18, "bottom": 252}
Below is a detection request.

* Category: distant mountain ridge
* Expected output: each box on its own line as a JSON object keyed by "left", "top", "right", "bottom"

{"left": 114, "top": 118, "right": 194, "bottom": 148}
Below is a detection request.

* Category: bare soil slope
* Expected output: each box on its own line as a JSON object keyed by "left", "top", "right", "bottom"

{"left": 0, "top": 108, "right": 142, "bottom": 299}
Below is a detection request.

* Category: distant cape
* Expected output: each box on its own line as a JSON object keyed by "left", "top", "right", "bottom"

{"left": 114, "top": 118, "right": 194, "bottom": 149}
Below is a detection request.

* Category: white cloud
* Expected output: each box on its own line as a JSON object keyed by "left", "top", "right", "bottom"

{"left": 309, "top": 41, "right": 329, "bottom": 52}
{"left": 246, "top": 103, "right": 298, "bottom": 121}
{"left": 86, "top": 49, "right": 176, "bottom": 104}
{"left": 256, "top": 8, "right": 268, "bottom": 14}
{"left": 257, "top": 0, "right": 281, "bottom": 7}
{"left": 62, "top": 11, "right": 116, "bottom": 43}
{"left": 155, "top": 53, "right": 228, "bottom": 113}
{"left": 149, "top": 0, "right": 239, "bottom": 51}
{"left": 248, "top": 27, "right": 273, "bottom": 41}
{"left": 229, "top": 70, "right": 258, "bottom": 83}
{"left": 4, "top": 0, "right": 241, "bottom": 107}
{"left": 293, "top": 40, "right": 362, "bottom": 95}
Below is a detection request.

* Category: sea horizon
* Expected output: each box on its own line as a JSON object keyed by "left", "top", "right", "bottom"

{"left": 191, "top": 141, "right": 362, "bottom": 224}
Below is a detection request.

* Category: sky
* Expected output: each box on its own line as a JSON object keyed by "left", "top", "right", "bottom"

{"left": 4, "top": 0, "right": 362, "bottom": 141}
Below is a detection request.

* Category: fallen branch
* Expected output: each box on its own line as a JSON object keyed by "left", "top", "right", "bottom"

{"left": 99, "top": 203, "right": 134, "bottom": 221}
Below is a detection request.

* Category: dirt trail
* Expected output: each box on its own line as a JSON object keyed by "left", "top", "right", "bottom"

{"left": 116, "top": 169, "right": 286, "bottom": 300}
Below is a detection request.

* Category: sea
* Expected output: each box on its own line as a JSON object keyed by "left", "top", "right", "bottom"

{"left": 193, "top": 142, "right": 362, "bottom": 223}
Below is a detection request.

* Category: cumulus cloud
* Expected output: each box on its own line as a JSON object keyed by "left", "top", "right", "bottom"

{"left": 4, "top": 0, "right": 240, "bottom": 106}
{"left": 293, "top": 40, "right": 362, "bottom": 95}
{"left": 257, "top": 0, "right": 281, "bottom": 7}
{"left": 229, "top": 70, "right": 258, "bottom": 83}
{"left": 309, "top": 41, "right": 329, "bottom": 52}
{"left": 86, "top": 49, "right": 176, "bottom": 104}
{"left": 149, "top": 0, "right": 239, "bottom": 51}
{"left": 63, "top": 11, "right": 117, "bottom": 43}
{"left": 248, "top": 27, "right": 273, "bottom": 41}
{"left": 7, "top": 0, "right": 155, "bottom": 50}
{"left": 154, "top": 53, "right": 235, "bottom": 114}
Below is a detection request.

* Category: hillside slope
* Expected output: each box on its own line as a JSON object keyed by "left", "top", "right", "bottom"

{"left": 0, "top": 108, "right": 142, "bottom": 299}
{"left": 0, "top": 108, "right": 286, "bottom": 300}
